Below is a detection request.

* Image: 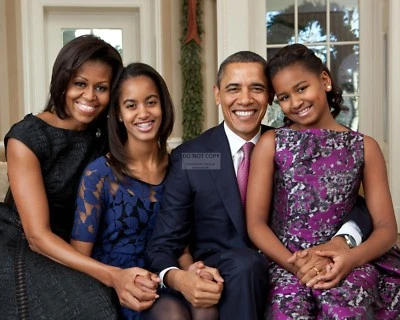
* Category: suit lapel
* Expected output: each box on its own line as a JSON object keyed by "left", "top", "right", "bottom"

{"left": 207, "top": 124, "right": 247, "bottom": 240}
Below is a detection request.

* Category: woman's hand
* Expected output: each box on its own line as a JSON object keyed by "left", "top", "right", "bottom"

{"left": 111, "top": 267, "right": 160, "bottom": 312}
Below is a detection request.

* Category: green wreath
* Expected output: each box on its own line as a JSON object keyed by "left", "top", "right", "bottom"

{"left": 180, "top": 0, "right": 204, "bottom": 141}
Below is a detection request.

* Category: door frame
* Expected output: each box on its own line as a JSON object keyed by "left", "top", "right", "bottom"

{"left": 45, "top": 9, "right": 140, "bottom": 91}
{"left": 20, "top": 0, "right": 162, "bottom": 115}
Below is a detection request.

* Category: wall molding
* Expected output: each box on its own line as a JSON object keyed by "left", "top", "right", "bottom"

{"left": 388, "top": 0, "right": 400, "bottom": 229}
{"left": 216, "top": 0, "right": 265, "bottom": 123}
{"left": 167, "top": 137, "right": 182, "bottom": 151}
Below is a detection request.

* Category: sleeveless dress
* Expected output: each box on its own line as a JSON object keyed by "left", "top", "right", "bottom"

{"left": 267, "top": 128, "right": 400, "bottom": 319}
{"left": 71, "top": 156, "right": 164, "bottom": 320}
{"left": 0, "top": 114, "right": 119, "bottom": 319}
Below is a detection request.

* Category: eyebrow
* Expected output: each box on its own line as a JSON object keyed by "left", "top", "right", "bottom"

{"left": 276, "top": 80, "right": 308, "bottom": 95}
{"left": 122, "top": 94, "right": 159, "bottom": 105}
{"left": 224, "top": 82, "right": 266, "bottom": 89}
{"left": 293, "top": 80, "right": 307, "bottom": 88}
{"left": 73, "top": 76, "right": 110, "bottom": 85}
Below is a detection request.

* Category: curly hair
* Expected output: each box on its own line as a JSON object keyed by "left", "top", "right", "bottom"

{"left": 267, "top": 43, "right": 343, "bottom": 122}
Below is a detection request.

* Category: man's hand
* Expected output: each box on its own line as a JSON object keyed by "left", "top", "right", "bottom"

{"left": 166, "top": 268, "right": 224, "bottom": 308}
{"left": 188, "top": 261, "right": 218, "bottom": 281}
{"left": 287, "top": 237, "right": 350, "bottom": 287}
{"left": 111, "top": 267, "right": 159, "bottom": 312}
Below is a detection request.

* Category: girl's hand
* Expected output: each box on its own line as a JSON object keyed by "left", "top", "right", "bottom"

{"left": 134, "top": 272, "right": 160, "bottom": 293}
{"left": 306, "top": 249, "right": 357, "bottom": 289}
{"left": 288, "top": 240, "right": 348, "bottom": 284}
{"left": 112, "top": 267, "right": 159, "bottom": 312}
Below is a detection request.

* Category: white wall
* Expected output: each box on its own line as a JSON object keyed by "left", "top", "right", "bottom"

{"left": 388, "top": 0, "right": 400, "bottom": 231}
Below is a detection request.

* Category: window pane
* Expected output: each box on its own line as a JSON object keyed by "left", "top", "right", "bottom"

{"left": 62, "top": 29, "right": 90, "bottom": 45}
{"left": 337, "top": 96, "right": 359, "bottom": 130}
{"left": 298, "top": 0, "right": 327, "bottom": 43}
{"left": 308, "top": 44, "right": 328, "bottom": 64}
{"left": 330, "top": 44, "right": 359, "bottom": 94}
{"left": 92, "top": 29, "right": 123, "bottom": 56}
{"left": 266, "top": 100, "right": 285, "bottom": 128}
{"left": 330, "top": 0, "right": 359, "bottom": 41}
{"left": 62, "top": 29, "right": 123, "bottom": 57}
{"left": 266, "top": 0, "right": 295, "bottom": 44}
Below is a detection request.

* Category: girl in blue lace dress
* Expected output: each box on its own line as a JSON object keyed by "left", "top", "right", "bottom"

{"left": 71, "top": 63, "right": 218, "bottom": 320}
{"left": 246, "top": 43, "right": 400, "bottom": 319}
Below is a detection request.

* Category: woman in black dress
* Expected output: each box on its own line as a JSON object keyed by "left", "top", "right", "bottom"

{"left": 0, "top": 35, "right": 157, "bottom": 319}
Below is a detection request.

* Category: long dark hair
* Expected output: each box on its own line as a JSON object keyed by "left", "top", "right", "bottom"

{"left": 267, "top": 43, "right": 343, "bottom": 123}
{"left": 108, "top": 62, "right": 175, "bottom": 181}
{"left": 44, "top": 34, "right": 123, "bottom": 134}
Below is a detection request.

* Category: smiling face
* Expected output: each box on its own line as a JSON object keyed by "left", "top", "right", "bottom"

{"left": 64, "top": 60, "right": 112, "bottom": 130}
{"left": 118, "top": 75, "right": 162, "bottom": 144}
{"left": 272, "top": 63, "right": 334, "bottom": 129}
{"left": 214, "top": 62, "right": 268, "bottom": 140}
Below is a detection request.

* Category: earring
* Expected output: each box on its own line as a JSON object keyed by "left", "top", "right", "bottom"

{"left": 119, "top": 118, "right": 123, "bottom": 122}
{"left": 326, "top": 85, "right": 332, "bottom": 90}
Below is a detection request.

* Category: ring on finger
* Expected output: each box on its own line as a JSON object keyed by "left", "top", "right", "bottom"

{"left": 312, "top": 267, "right": 320, "bottom": 275}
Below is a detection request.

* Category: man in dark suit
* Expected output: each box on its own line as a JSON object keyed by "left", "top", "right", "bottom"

{"left": 146, "top": 51, "right": 371, "bottom": 319}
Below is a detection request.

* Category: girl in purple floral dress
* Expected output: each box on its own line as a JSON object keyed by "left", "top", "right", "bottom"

{"left": 246, "top": 43, "right": 400, "bottom": 319}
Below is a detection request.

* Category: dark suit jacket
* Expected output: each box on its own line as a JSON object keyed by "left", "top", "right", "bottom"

{"left": 147, "top": 123, "right": 272, "bottom": 272}
{"left": 146, "top": 123, "right": 372, "bottom": 272}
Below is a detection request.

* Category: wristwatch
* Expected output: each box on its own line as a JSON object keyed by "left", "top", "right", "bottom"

{"left": 340, "top": 234, "right": 357, "bottom": 249}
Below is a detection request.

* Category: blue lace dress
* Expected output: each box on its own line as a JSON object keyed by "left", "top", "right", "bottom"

{"left": 71, "top": 156, "right": 164, "bottom": 320}
{"left": 267, "top": 128, "right": 400, "bottom": 319}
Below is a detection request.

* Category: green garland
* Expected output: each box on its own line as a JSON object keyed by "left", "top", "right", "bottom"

{"left": 180, "top": 0, "right": 204, "bottom": 141}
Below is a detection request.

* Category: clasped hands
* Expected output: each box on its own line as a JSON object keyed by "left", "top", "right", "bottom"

{"left": 111, "top": 267, "right": 160, "bottom": 312}
{"left": 111, "top": 261, "right": 223, "bottom": 312}
{"left": 112, "top": 237, "right": 356, "bottom": 313}
{"left": 288, "top": 236, "right": 358, "bottom": 289}
{"left": 166, "top": 261, "right": 224, "bottom": 308}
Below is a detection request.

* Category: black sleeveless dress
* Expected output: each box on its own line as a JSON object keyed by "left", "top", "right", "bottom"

{"left": 0, "top": 114, "right": 119, "bottom": 319}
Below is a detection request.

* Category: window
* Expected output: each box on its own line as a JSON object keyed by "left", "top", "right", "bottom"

{"left": 62, "top": 29, "right": 123, "bottom": 57}
{"left": 265, "top": 0, "right": 359, "bottom": 130}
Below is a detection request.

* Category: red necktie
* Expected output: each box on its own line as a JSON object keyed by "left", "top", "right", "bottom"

{"left": 237, "top": 142, "right": 255, "bottom": 207}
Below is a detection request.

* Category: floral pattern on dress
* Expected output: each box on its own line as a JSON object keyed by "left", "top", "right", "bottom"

{"left": 266, "top": 128, "right": 400, "bottom": 319}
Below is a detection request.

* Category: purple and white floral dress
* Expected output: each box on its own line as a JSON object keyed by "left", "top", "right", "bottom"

{"left": 266, "top": 128, "right": 400, "bottom": 319}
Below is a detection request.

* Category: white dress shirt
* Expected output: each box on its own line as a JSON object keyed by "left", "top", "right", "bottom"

{"left": 224, "top": 123, "right": 261, "bottom": 176}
